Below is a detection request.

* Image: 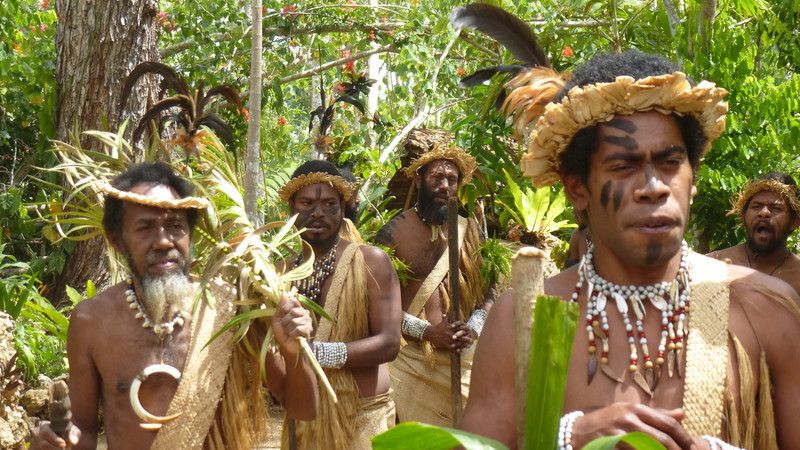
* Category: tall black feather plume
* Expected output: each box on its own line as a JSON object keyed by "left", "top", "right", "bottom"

{"left": 449, "top": 3, "right": 549, "bottom": 68}
{"left": 458, "top": 65, "right": 528, "bottom": 88}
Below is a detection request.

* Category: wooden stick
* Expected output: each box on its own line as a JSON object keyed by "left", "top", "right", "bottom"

{"left": 512, "top": 247, "right": 547, "bottom": 449}
{"left": 49, "top": 380, "right": 73, "bottom": 437}
{"left": 447, "top": 195, "right": 462, "bottom": 427}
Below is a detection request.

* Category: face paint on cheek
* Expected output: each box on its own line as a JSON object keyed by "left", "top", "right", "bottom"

{"left": 323, "top": 203, "right": 340, "bottom": 216}
{"left": 613, "top": 181, "right": 626, "bottom": 212}
{"left": 645, "top": 243, "right": 662, "bottom": 265}
{"left": 600, "top": 181, "right": 612, "bottom": 209}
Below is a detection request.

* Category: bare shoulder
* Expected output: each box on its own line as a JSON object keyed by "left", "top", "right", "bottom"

{"left": 706, "top": 245, "right": 748, "bottom": 266}
{"left": 70, "top": 283, "right": 125, "bottom": 325}
{"left": 374, "top": 210, "right": 413, "bottom": 246}
{"left": 728, "top": 263, "right": 800, "bottom": 350}
{"left": 358, "top": 244, "right": 393, "bottom": 267}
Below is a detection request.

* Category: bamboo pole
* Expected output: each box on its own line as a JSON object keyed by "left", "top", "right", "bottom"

{"left": 512, "top": 247, "right": 546, "bottom": 449}
{"left": 447, "top": 196, "right": 462, "bottom": 427}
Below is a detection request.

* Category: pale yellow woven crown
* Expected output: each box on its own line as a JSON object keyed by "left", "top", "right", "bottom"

{"left": 278, "top": 172, "right": 354, "bottom": 202}
{"left": 404, "top": 144, "right": 478, "bottom": 186}
{"left": 519, "top": 72, "right": 728, "bottom": 187}
{"left": 100, "top": 184, "right": 210, "bottom": 209}
{"left": 729, "top": 178, "right": 800, "bottom": 216}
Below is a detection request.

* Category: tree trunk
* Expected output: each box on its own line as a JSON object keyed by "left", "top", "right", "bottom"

{"left": 52, "top": 0, "right": 160, "bottom": 303}
{"left": 244, "top": 0, "right": 264, "bottom": 227}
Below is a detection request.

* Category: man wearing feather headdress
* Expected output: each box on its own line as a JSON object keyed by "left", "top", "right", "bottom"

{"left": 708, "top": 171, "right": 800, "bottom": 295}
{"left": 277, "top": 160, "right": 401, "bottom": 449}
{"left": 374, "top": 144, "right": 497, "bottom": 427}
{"left": 31, "top": 162, "right": 318, "bottom": 450}
{"left": 460, "top": 47, "right": 800, "bottom": 449}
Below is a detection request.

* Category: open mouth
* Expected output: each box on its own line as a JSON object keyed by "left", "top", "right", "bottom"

{"left": 755, "top": 224, "right": 773, "bottom": 237}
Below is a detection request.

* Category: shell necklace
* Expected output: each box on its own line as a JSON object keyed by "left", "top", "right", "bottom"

{"left": 571, "top": 241, "right": 691, "bottom": 397}
{"left": 125, "top": 278, "right": 187, "bottom": 337}
{"left": 292, "top": 238, "right": 340, "bottom": 303}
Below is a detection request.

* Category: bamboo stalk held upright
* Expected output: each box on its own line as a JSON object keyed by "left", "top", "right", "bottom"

{"left": 512, "top": 247, "right": 547, "bottom": 449}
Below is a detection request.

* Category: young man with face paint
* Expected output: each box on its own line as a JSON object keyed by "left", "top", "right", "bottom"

{"left": 708, "top": 171, "right": 800, "bottom": 295}
{"left": 461, "top": 50, "right": 800, "bottom": 449}
{"left": 375, "top": 145, "right": 497, "bottom": 427}
{"left": 30, "top": 162, "right": 318, "bottom": 450}
{"left": 277, "top": 160, "right": 401, "bottom": 449}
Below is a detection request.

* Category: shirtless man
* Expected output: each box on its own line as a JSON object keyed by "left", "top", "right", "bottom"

{"left": 277, "top": 160, "right": 401, "bottom": 449}
{"left": 708, "top": 171, "right": 800, "bottom": 294}
{"left": 31, "top": 162, "right": 317, "bottom": 449}
{"left": 375, "top": 145, "right": 496, "bottom": 426}
{"left": 461, "top": 50, "right": 800, "bottom": 449}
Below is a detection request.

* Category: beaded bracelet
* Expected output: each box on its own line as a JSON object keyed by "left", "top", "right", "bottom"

{"left": 466, "top": 309, "right": 488, "bottom": 336}
{"left": 701, "top": 436, "right": 744, "bottom": 450}
{"left": 311, "top": 341, "right": 348, "bottom": 369}
{"left": 401, "top": 313, "right": 430, "bottom": 340}
{"left": 557, "top": 410, "right": 584, "bottom": 450}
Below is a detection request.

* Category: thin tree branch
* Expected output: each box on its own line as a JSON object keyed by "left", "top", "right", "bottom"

{"left": 274, "top": 43, "right": 398, "bottom": 84}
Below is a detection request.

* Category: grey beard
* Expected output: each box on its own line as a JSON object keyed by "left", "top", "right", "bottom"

{"left": 140, "top": 273, "right": 192, "bottom": 323}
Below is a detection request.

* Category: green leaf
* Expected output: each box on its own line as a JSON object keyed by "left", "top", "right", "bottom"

{"left": 64, "top": 285, "right": 83, "bottom": 305}
{"left": 371, "top": 422, "right": 508, "bottom": 450}
{"left": 582, "top": 432, "right": 667, "bottom": 450}
{"left": 525, "top": 295, "right": 580, "bottom": 448}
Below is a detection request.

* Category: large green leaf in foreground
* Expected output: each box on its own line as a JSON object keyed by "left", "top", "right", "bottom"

{"left": 371, "top": 422, "right": 507, "bottom": 450}
{"left": 525, "top": 295, "right": 580, "bottom": 448}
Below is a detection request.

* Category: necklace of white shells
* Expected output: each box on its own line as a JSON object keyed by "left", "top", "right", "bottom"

{"left": 572, "top": 241, "right": 691, "bottom": 397}
{"left": 125, "top": 277, "right": 187, "bottom": 429}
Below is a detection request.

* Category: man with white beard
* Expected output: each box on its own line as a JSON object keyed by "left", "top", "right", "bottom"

{"left": 709, "top": 171, "right": 800, "bottom": 295}
{"left": 31, "top": 162, "right": 318, "bottom": 449}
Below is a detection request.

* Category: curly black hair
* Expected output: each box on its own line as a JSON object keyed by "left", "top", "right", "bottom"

{"left": 103, "top": 161, "right": 198, "bottom": 236}
{"left": 557, "top": 50, "right": 708, "bottom": 184}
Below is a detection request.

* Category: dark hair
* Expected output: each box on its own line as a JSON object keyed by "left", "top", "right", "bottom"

{"left": 103, "top": 162, "right": 198, "bottom": 236}
{"left": 745, "top": 171, "right": 800, "bottom": 215}
{"left": 289, "top": 160, "right": 344, "bottom": 201}
{"left": 339, "top": 167, "right": 357, "bottom": 184}
{"left": 557, "top": 50, "right": 708, "bottom": 184}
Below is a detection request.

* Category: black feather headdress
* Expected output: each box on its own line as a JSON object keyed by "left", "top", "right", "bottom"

{"left": 450, "top": 3, "right": 567, "bottom": 139}
{"left": 120, "top": 62, "right": 242, "bottom": 164}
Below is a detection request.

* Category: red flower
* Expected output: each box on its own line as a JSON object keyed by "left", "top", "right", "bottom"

{"left": 277, "top": 117, "right": 287, "bottom": 126}
{"left": 282, "top": 5, "right": 297, "bottom": 15}
{"left": 457, "top": 68, "right": 466, "bottom": 76}
{"left": 368, "top": 30, "right": 375, "bottom": 41}
{"left": 262, "top": 6, "right": 267, "bottom": 15}
{"left": 240, "top": 109, "right": 250, "bottom": 121}
{"left": 341, "top": 49, "right": 356, "bottom": 72}
{"left": 41, "top": 0, "right": 49, "bottom": 9}
{"left": 562, "top": 46, "right": 573, "bottom": 57}
{"left": 333, "top": 82, "right": 346, "bottom": 93}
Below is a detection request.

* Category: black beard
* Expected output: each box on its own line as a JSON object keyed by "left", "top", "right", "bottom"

{"left": 746, "top": 233, "right": 787, "bottom": 256}
{"left": 417, "top": 184, "right": 448, "bottom": 225}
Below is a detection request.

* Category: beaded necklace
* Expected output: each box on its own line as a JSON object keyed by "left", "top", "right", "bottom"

{"left": 571, "top": 241, "right": 691, "bottom": 396}
{"left": 125, "top": 278, "right": 187, "bottom": 338}
{"left": 292, "top": 239, "right": 340, "bottom": 303}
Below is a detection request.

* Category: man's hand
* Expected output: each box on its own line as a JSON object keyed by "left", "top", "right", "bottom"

{"left": 29, "top": 420, "right": 80, "bottom": 450}
{"left": 570, "top": 404, "right": 710, "bottom": 450}
{"left": 271, "top": 294, "right": 313, "bottom": 360}
{"left": 423, "top": 314, "right": 477, "bottom": 352}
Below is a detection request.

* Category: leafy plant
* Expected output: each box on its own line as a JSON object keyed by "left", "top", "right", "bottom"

{"left": 497, "top": 170, "right": 576, "bottom": 247}
{"left": 477, "top": 238, "right": 514, "bottom": 288}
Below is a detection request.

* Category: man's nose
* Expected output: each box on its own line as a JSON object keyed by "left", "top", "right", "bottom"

{"left": 756, "top": 205, "right": 772, "bottom": 217}
{"left": 634, "top": 168, "right": 669, "bottom": 203}
{"left": 153, "top": 226, "right": 176, "bottom": 249}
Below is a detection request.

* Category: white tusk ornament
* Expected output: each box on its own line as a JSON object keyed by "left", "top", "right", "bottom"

{"left": 129, "top": 364, "right": 183, "bottom": 430}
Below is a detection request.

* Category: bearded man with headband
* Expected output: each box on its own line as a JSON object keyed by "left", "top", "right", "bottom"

{"left": 708, "top": 171, "right": 800, "bottom": 295}
{"left": 375, "top": 144, "right": 497, "bottom": 427}
{"left": 30, "top": 162, "right": 318, "bottom": 449}
{"left": 277, "top": 160, "right": 401, "bottom": 449}
{"left": 461, "top": 50, "right": 800, "bottom": 449}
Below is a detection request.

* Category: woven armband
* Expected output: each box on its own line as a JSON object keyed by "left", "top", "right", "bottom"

{"left": 701, "top": 436, "right": 744, "bottom": 450}
{"left": 467, "top": 309, "right": 488, "bottom": 336}
{"left": 557, "top": 410, "right": 584, "bottom": 450}
{"left": 401, "top": 312, "right": 430, "bottom": 340}
{"left": 311, "top": 341, "right": 347, "bottom": 369}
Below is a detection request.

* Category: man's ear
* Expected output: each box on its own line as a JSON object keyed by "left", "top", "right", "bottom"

{"left": 414, "top": 173, "right": 422, "bottom": 190}
{"left": 106, "top": 231, "right": 124, "bottom": 253}
{"left": 562, "top": 174, "right": 589, "bottom": 211}
{"left": 791, "top": 213, "right": 800, "bottom": 232}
